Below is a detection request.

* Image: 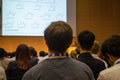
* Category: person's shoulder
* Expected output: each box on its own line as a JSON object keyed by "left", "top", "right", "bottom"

{"left": 100, "top": 64, "right": 120, "bottom": 75}
{"left": 98, "top": 64, "right": 120, "bottom": 80}
{"left": 93, "top": 57, "right": 105, "bottom": 65}
{"left": 28, "top": 59, "right": 48, "bottom": 71}
{"left": 0, "top": 66, "right": 4, "bottom": 71}
{"left": 70, "top": 58, "right": 95, "bottom": 79}
{"left": 9, "top": 61, "right": 17, "bottom": 64}
{"left": 70, "top": 58, "right": 92, "bottom": 69}
{"left": 22, "top": 60, "right": 48, "bottom": 79}
{"left": 98, "top": 66, "right": 114, "bottom": 80}
{"left": 0, "top": 66, "right": 6, "bottom": 80}
{"left": 7, "top": 61, "right": 17, "bottom": 68}
{"left": 70, "top": 58, "right": 85, "bottom": 64}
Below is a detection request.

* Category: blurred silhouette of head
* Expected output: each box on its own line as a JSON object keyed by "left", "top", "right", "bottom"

{"left": 16, "top": 44, "right": 31, "bottom": 69}
{"left": 44, "top": 21, "right": 73, "bottom": 53}
{"left": 0, "top": 48, "right": 7, "bottom": 59}
{"left": 78, "top": 30, "right": 95, "bottom": 51}
{"left": 101, "top": 35, "right": 120, "bottom": 65}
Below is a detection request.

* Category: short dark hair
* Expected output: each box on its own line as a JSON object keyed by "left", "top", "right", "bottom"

{"left": 44, "top": 21, "right": 73, "bottom": 53}
{"left": 39, "top": 50, "right": 47, "bottom": 57}
{"left": 103, "top": 35, "right": 120, "bottom": 58}
{"left": 101, "top": 38, "right": 110, "bottom": 58}
{"left": 29, "top": 46, "right": 37, "bottom": 57}
{"left": 0, "top": 48, "right": 7, "bottom": 59}
{"left": 78, "top": 30, "right": 95, "bottom": 50}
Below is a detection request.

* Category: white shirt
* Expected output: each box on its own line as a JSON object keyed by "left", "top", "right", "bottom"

{"left": 97, "top": 58, "right": 120, "bottom": 80}
{"left": 0, "top": 66, "right": 6, "bottom": 80}
{"left": 38, "top": 55, "right": 49, "bottom": 63}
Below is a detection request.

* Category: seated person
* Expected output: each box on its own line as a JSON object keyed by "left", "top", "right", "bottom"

{"left": 91, "top": 40, "right": 108, "bottom": 68}
{"left": 6, "top": 44, "right": 35, "bottom": 80}
{"left": 97, "top": 35, "right": 120, "bottom": 80}
{"left": 29, "top": 46, "right": 39, "bottom": 65}
{"left": 77, "top": 30, "right": 106, "bottom": 79}
{"left": 0, "top": 48, "right": 10, "bottom": 70}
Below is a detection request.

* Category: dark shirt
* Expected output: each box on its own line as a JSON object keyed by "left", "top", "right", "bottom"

{"left": 5, "top": 61, "right": 33, "bottom": 80}
{"left": 31, "top": 57, "right": 39, "bottom": 66}
{"left": 78, "top": 52, "right": 106, "bottom": 79}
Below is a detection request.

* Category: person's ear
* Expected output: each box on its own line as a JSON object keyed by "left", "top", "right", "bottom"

{"left": 107, "top": 54, "right": 116, "bottom": 65}
{"left": 107, "top": 54, "right": 112, "bottom": 60}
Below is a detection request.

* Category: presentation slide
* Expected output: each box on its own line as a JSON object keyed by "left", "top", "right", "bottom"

{"left": 2, "top": 0, "right": 67, "bottom": 36}
{"left": 2, "top": 0, "right": 76, "bottom": 36}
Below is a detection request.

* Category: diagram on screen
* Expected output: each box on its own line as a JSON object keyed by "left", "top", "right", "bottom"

{"left": 2, "top": 0, "right": 66, "bottom": 36}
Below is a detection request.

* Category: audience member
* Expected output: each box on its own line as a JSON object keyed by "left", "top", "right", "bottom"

{"left": 6, "top": 44, "right": 34, "bottom": 80}
{"left": 100, "top": 38, "right": 112, "bottom": 67}
{"left": 38, "top": 50, "right": 48, "bottom": 63}
{"left": 91, "top": 41, "right": 108, "bottom": 68}
{"left": 0, "top": 48, "right": 10, "bottom": 70}
{"left": 0, "top": 66, "right": 7, "bottom": 80}
{"left": 97, "top": 35, "right": 120, "bottom": 80}
{"left": 77, "top": 30, "right": 106, "bottom": 79}
{"left": 22, "top": 21, "right": 95, "bottom": 80}
{"left": 29, "top": 46, "right": 39, "bottom": 66}
{"left": 39, "top": 50, "right": 48, "bottom": 57}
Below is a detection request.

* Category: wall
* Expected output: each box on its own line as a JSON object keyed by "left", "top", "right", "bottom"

{"left": 77, "top": 0, "right": 120, "bottom": 43}
{"left": 0, "top": 0, "right": 120, "bottom": 54}
{"left": 0, "top": 36, "right": 48, "bottom": 54}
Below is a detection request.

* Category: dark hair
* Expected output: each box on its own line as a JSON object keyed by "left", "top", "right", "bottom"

{"left": 0, "top": 48, "right": 7, "bottom": 59}
{"left": 100, "top": 38, "right": 111, "bottom": 67}
{"left": 39, "top": 50, "right": 47, "bottom": 57}
{"left": 29, "top": 46, "right": 37, "bottom": 57}
{"left": 78, "top": 30, "right": 95, "bottom": 50}
{"left": 103, "top": 35, "right": 120, "bottom": 58}
{"left": 101, "top": 38, "right": 110, "bottom": 58}
{"left": 44, "top": 21, "right": 73, "bottom": 53}
{"left": 16, "top": 44, "right": 31, "bottom": 70}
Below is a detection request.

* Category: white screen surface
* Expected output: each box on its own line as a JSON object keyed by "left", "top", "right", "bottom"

{"left": 2, "top": 0, "right": 76, "bottom": 36}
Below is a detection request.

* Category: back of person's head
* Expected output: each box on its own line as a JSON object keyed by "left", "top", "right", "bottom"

{"left": 100, "top": 38, "right": 111, "bottom": 67}
{"left": 0, "top": 48, "right": 7, "bottom": 59}
{"left": 16, "top": 44, "right": 31, "bottom": 69}
{"left": 44, "top": 21, "right": 73, "bottom": 53}
{"left": 101, "top": 38, "right": 110, "bottom": 58}
{"left": 39, "top": 50, "right": 47, "bottom": 57}
{"left": 91, "top": 41, "right": 100, "bottom": 54}
{"left": 101, "top": 35, "right": 120, "bottom": 66}
{"left": 104, "top": 35, "right": 120, "bottom": 58}
{"left": 78, "top": 30, "right": 95, "bottom": 50}
{"left": 29, "top": 46, "right": 37, "bottom": 57}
